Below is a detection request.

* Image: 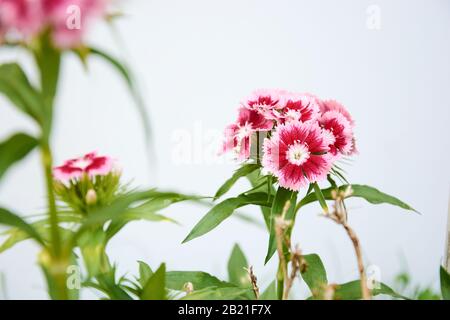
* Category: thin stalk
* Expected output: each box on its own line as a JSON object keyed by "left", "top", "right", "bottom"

{"left": 41, "top": 141, "right": 61, "bottom": 256}
{"left": 276, "top": 264, "right": 284, "bottom": 300}
{"left": 41, "top": 141, "right": 69, "bottom": 300}
{"left": 324, "top": 189, "right": 371, "bottom": 300}
{"left": 256, "top": 132, "right": 260, "bottom": 165}
{"left": 342, "top": 222, "right": 371, "bottom": 300}
{"left": 274, "top": 202, "right": 291, "bottom": 300}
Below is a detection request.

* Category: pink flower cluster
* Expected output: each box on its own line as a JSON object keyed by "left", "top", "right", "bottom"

{"left": 53, "top": 151, "right": 115, "bottom": 182}
{"left": 222, "top": 90, "right": 357, "bottom": 191}
{"left": 0, "top": 0, "right": 108, "bottom": 48}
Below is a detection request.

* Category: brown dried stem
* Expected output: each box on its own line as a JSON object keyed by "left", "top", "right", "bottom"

{"left": 245, "top": 266, "right": 260, "bottom": 300}
{"left": 284, "top": 244, "right": 306, "bottom": 300}
{"left": 324, "top": 187, "right": 371, "bottom": 300}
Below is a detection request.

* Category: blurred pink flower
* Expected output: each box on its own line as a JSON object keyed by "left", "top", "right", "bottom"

{"left": 0, "top": 0, "right": 45, "bottom": 38}
{"left": 44, "top": 0, "right": 108, "bottom": 48}
{"left": 53, "top": 151, "right": 114, "bottom": 181}
{"left": 0, "top": 0, "right": 108, "bottom": 48}
{"left": 222, "top": 107, "right": 273, "bottom": 160}
{"left": 262, "top": 121, "right": 332, "bottom": 191}
{"left": 319, "top": 110, "right": 354, "bottom": 157}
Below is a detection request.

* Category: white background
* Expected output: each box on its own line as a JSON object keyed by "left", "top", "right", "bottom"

{"left": 0, "top": 0, "right": 449, "bottom": 299}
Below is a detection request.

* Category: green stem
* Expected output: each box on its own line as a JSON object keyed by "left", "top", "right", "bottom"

{"left": 256, "top": 132, "right": 260, "bottom": 164}
{"left": 41, "top": 141, "right": 61, "bottom": 256}
{"left": 41, "top": 140, "right": 69, "bottom": 300}
{"left": 277, "top": 262, "right": 284, "bottom": 300}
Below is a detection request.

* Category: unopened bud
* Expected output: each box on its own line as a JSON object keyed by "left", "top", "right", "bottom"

{"left": 85, "top": 189, "right": 97, "bottom": 205}
{"left": 183, "top": 282, "right": 194, "bottom": 294}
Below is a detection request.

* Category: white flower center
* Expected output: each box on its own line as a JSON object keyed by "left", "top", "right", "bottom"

{"left": 237, "top": 122, "right": 253, "bottom": 139}
{"left": 74, "top": 158, "right": 92, "bottom": 170}
{"left": 287, "top": 142, "right": 310, "bottom": 166}
{"left": 285, "top": 109, "right": 300, "bottom": 121}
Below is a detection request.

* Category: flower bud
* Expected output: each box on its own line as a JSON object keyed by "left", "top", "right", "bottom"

{"left": 183, "top": 282, "right": 194, "bottom": 294}
{"left": 85, "top": 189, "right": 97, "bottom": 205}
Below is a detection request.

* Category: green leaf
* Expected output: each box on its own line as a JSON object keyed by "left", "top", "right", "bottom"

{"left": 312, "top": 182, "right": 329, "bottom": 214}
{"left": 88, "top": 47, "right": 153, "bottom": 160}
{"left": 264, "top": 187, "right": 297, "bottom": 264}
{"left": 440, "top": 266, "right": 450, "bottom": 300}
{"left": 182, "top": 287, "right": 251, "bottom": 300}
{"left": 183, "top": 192, "right": 272, "bottom": 243}
{"left": 332, "top": 280, "right": 407, "bottom": 300}
{"left": 78, "top": 190, "right": 190, "bottom": 230}
{"left": 301, "top": 254, "right": 328, "bottom": 297}
{"left": 138, "top": 261, "right": 153, "bottom": 288}
{"left": 0, "top": 222, "right": 74, "bottom": 254}
{"left": 298, "top": 184, "right": 418, "bottom": 213}
{"left": 227, "top": 244, "right": 250, "bottom": 287}
{"left": 215, "top": 164, "right": 260, "bottom": 199}
{"left": 0, "top": 133, "right": 38, "bottom": 182}
{"left": 141, "top": 263, "right": 166, "bottom": 300}
{"left": 166, "top": 271, "right": 234, "bottom": 291}
{"left": 260, "top": 281, "right": 277, "bottom": 300}
{"left": 247, "top": 171, "right": 274, "bottom": 230}
{"left": 104, "top": 192, "right": 199, "bottom": 239}
{"left": 85, "top": 267, "right": 132, "bottom": 300}
{"left": 0, "top": 208, "right": 44, "bottom": 246}
{"left": 35, "top": 37, "right": 61, "bottom": 102}
{"left": 33, "top": 33, "right": 61, "bottom": 136}
{"left": 0, "top": 63, "right": 45, "bottom": 123}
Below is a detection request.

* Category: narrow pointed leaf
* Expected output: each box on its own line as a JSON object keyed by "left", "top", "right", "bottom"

{"left": 183, "top": 193, "right": 272, "bottom": 243}
{"left": 298, "top": 184, "right": 417, "bottom": 213}
{"left": 0, "top": 63, "right": 44, "bottom": 123}
{"left": 141, "top": 263, "right": 166, "bottom": 300}
{"left": 227, "top": 244, "right": 250, "bottom": 287}
{"left": 301, "top": 254, "right": 328, "bottom": 297}
{"left": 138, "top": 261, "right": 153, "bottom": 288}
{"left": 215, "top": 164, "right": 260, "bottom": 199}
{"left": 260, "top": 281, "right": 277, "bottom": 300}
{"left": 0, "top": 133, "right": 38, "bottom": 182}
{"left": 331, "top": 280, "right": 408, "bottom": 300}
{"left": 313, "top": 182, "right": 329, "bottom": 214}
{"left": 0, "top": 208, "right": 44, "bottom": 246}
{"left": 182, "top": 287, "right": 251, "bottom": 300}
{"left": 264, "top": 187, "right": 297, "bottom": 264}
{"left": 165, "top": 271, "right": 234, "bottom": 291}
{"left": 247, "top": 171, "right": 274, "bottom": 230}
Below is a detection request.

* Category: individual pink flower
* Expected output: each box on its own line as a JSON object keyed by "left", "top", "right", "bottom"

{"left": 222, "top": 107, "right": 274, "bottom": 160}
{"left": 44, "top": 0, "right": 108, "bottom": 48}
{"left": 53, "top": 151, "right": 114, "bottom": 181}
{"left": 262, "top": 121, "right": 332, "bottom": 191}
{"left": 318, "top": 99, "right": 355, "bottom": 127}
{"left": 275, "top": 93, "right": 320, "bottom": 124}
{"left": 0, "top": 0, "right": 45, "bottom": 38}
{"left": 242, "top": 89, "right": 287, "bottom": 120}
{"left": 319, "top": 111, "right": 354, "bottom": 157}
